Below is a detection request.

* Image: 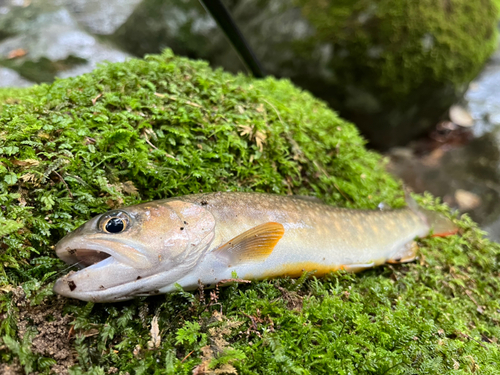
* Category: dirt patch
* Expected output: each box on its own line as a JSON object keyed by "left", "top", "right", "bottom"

{"left": 13, "top": 288, "right": 76, "bottom": 374}
{"left": 0, "top": 360, "right": 23, "bottom": 375}
{"left": 275, "top": 285, "right": 304, "bottom": 311}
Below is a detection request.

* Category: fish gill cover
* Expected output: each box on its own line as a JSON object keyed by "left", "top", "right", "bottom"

{"left": 0, "top": 50, "right": 499, "bottom": 374}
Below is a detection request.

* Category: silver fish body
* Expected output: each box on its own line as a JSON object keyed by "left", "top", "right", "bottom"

{"left": 53, "top": 192, "right": 446, "bottom": 302}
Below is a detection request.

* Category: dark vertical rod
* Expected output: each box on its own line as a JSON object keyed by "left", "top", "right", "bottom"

{"left": 199, "top": 0, "right": 266, "bottom": 78}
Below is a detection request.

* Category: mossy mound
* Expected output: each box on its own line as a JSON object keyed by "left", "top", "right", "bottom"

{"left": 0, "top": 51, "right": 499, "bottom": 374}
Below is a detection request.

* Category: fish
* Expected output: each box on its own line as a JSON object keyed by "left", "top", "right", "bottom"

{"left": 53, "top": 192, "right": 456, "bottom": 302}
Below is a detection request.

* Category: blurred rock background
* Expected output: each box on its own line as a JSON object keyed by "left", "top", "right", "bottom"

{"left": 1, "top": 0, "right": 500, "bottom": 240}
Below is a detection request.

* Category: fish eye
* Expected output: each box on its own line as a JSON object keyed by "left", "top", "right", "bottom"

{"left": 100, "top": 211, "right": 131, "bottom": 234}
{"left": 105, "top": 217, "right": 125, "bottom": 233}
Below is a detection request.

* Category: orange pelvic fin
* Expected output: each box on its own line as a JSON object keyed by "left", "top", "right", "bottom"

{"left": 214, "top": 222, "right": 285, "bottom": 266}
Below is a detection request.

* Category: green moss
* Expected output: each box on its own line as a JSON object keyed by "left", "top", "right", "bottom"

{"left": 0, "top": 50, "right": 499, "bottom": 374}
{"left": 0, "top": 87, "right": 31, "bottom": 104}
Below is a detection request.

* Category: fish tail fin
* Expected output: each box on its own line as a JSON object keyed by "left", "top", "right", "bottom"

{"left": 421, "top": 209, "right": 459, "bottom": 237}
{"left": 405, "top": 191, "right": 458, "bottom": 237}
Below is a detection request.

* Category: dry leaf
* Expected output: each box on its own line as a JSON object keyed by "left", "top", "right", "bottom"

{"left": 237, "top": 125, "right": 267, "bottom": 152}
{"left": 121, "top": 181, "right": 138, "bottom": 195}
{"left": 254, "top": 131, "right": 266, "bottom": 152}
{"left": 238, "top": 125, "right": 253, "bottom": 137}
{"left": 20, "top": 173, "right": 40, "bottom": 186}
{"left": 7, "top": 48, "right": 27, "bottom": 59}
{"left": 12, "top": 159, "right": 39, "bottom": 168}
{"left": 147, "top": 316, "right": 161, "bottom": 349}
{"left": 215, "top": 364, "right": 238, "bottom": 374}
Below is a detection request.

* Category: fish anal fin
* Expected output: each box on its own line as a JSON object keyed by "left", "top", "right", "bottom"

{"left": 386, "top": 241, "right": 418, "bottom": 264}
{"left": 339, "top": 262, "right": 375, "bottom": 272}
{"left": 214, "top": 222, "right": 284, "bottom": 265}
{"left": 430, "top": 228, "right": 459, "bottom": 238}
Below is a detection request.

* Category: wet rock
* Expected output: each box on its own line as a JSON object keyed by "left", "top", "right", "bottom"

{"left": 113, "top": 0, "right": 499, "bottom": 149}
{"left": 0, "top": 2, "right": 130, "bottom": 83}
{"left": 0, "top": 66, "right": 33, "bottom": 87}
{"left": 455, "top": 189, "right": 481, "bottom": 211}
{"left": 466, "top": 39, "right": 500, "bottom": 137}
{"left": 449, "top": 105, "right": 474, "bottom": 127}
{"left": 61, "top": 0, "right": 143, "bottom": 35}
{"left": 112, "top": 0, "right": 227, "bottom": 65}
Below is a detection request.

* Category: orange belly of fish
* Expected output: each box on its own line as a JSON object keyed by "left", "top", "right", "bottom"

{"left": 245, "top": 261, "right": 344, "bottom": 280}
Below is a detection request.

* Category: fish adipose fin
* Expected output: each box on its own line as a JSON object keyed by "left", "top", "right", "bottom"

{"left": 214, "top": 222, "right": 285, "bottom": 266}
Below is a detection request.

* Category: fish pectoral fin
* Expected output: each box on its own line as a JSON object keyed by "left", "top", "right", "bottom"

{"left": 214, "top": 222, "right": 285, "bottom": 265}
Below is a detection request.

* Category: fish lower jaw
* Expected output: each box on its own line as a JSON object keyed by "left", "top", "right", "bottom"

{"left": 53, "top": 276, "right": 135, "bottom": 302}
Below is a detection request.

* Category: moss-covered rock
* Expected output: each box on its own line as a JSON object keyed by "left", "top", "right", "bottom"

{"left": 0, "top": 51, "right": 499, "bottom": 374}
{"left": 295, "top": 0, "right": 500, "bottom": 148}
{"left": 114, "top": 0, "right": 499, "bottom": 148}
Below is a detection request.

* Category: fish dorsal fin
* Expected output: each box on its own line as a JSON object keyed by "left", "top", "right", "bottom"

{"left": 214, "top": 222, "right": 285, "bottom": 266}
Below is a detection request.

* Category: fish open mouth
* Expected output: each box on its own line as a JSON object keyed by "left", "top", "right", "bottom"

{"left": 71, "top": 249, "right": 112, "bottom": 268}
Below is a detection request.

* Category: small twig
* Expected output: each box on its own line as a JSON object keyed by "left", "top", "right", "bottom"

{"left": 53, "top": 171, "right": 73, "bottom": 198}
{"left": 181, "top": 350, "right": 194, "bottom": 363}
{"left": 261, "top": 99, "right": 284, "bottom": 126}
{"left": 155, "top": 93, "right": 202, "bottom": 108}
{"left": 313, "top": 160, "right": 352, "bottom": 202}
{"left": 185, "top": 100, "right": 202, "bottom": 108}
{"left": 240, "top": 311, "right": 259, "bottom": 331}
{"left": 458, "top": 331, "right": 488, "bottom": 349}
{"left": 142, "top": 133, "right": 176, "bottom": 159}
{"left": 197, "top": 279, "right": 205, "bottom": 302}
{"left": 144, "top": 137, "right": 159, "bottom": 150}
{"left": 91, "top": 93, "right": 102, "bottom": 105}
